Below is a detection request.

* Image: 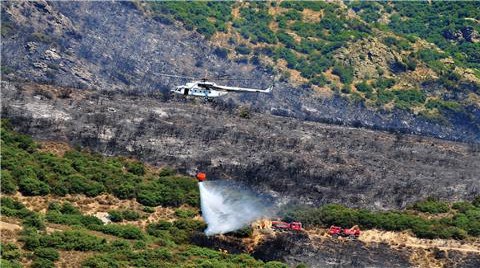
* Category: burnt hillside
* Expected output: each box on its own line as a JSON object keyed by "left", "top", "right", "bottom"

{"left": 3, "top": 81, "right": 479, "bottom": 209}
{"left": 1, "top": 1, "right": 479, "bottom": 142}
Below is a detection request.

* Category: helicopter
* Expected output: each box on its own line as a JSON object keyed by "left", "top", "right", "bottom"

{"left": 159, "top": 73, "right": 273, "bottom": 100}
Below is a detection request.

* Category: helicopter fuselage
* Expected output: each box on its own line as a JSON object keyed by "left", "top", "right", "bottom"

{"left": 170, "top": 80, "right": 272, "bottom": 99}
{"left": 171, "top": 82, "right": 227, "bottom": 98}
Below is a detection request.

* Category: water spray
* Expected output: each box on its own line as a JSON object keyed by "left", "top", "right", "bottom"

{"left": 196, "top": 172, "right": 275, "bottom": 236}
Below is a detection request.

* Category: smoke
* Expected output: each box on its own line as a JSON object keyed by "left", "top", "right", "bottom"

{"left": 199, "top": 180, "right": 275, "bottom": 236}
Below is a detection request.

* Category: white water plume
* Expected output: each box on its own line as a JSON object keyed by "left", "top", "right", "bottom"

{"left": 199, "top": 180, "right": 274, "bottom": 236}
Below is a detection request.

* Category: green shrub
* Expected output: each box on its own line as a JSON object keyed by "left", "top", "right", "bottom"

{"left": 355, "top": 81, "right": 373, "bottom": 94}
{"left": 452, "top": 202, "right": 475, "bottom": 213}
{"left": 310, "top": 74, "right": 328, "bottom": 86}
{"left": 283, "top": 9, "right": 302, "bottom": 21}
{"left": 142, "top": 206, "right": 156, "bottom": 213}
{"left": 126, "top": 161, "right": 145, "bottom": 176}
{"left": 0, "top": 197, "right": 32, "bottom": 218}
{"left": 235, "top": 45, "right": 252, "bottom": 55}
{"left": 374, "top": 78, "right": 395, "bottom": 89}
{"left": 108, "top": 210, "right": 124, "bottom": 222}
{"left": 23, "top": 213, "right": 45, "bottom": 230}
{"left": 31, "top": 258, "right": 55, "bottom": 268}
{"left": 277, "top": 31, "right": 296, "bottom": 49}
{"left": 147, "top": 221, "right": 173, "bottom": 237}
{"left": 0, "top": 243, "right": 21, "bottom": 261}
{"left": 426, "top": 99, "right": 462, "bottom": 113}
{"left": 411, "top": 199, "right": 449, "bottom": 214}
{"left": 18, "top": 177, "right": 50, "bottom": 196}
{"left": 33, "top": 247, "right": 59, "bottom": 261}
{"left": 137, "top": 176, "right": 199, "bottom": 207}
{"left": 62, "top": 174, "right": 105, "bottom": 197}
{"left": 173, "top": 219, "right": 206, "bottom": 232}
{"left": 21, "top": 228, "right": 41, "bottom": 250}
{"left": 159, "top": 167, "right": 176, "bottom": 177}
{"left": 473, "top": 196, "right": 480, "bottom": 207}
{"left": 39, "top": 230, "right": 107, "bottom": 251}
{"left": 0, "top": 170, "right": 16, "bottom": 194}
{"left": 108, "top": 209, "right": 140, "bottom": 222}
{"left": 332, "top": 64, "right": 354, "bottom": 85}
{"left": 96, "top": 224, "right": 144, "bottom": 240}
{"left": 112, "top": 183, "right": 136, "bottom": 200}
{"left": 174, "top": 209, "right": 197, "bottom": 219}
{"left": 239, "top": 107, "right": 251, "bottom": 119}
{"left": 227, "top": 226, "right": 253, "bottom": 238}
{"left": 393, "top": 89, "right": 426, "bottom": 110}
{"left": 60, "top": 202, "right": 80, "bottom": 215}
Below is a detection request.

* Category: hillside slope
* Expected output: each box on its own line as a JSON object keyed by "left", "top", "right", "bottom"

{"left": 3, "top": 81, "right": 479, "bottom": 209}
{"left": 1, "top": 125, "right": 479, "bottom": 268}
{"left": 1, "top": 0, "right": 479, "bottom": 142}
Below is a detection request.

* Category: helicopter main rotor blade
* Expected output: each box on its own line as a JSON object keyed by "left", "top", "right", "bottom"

{"left": 157, "top": 73, "right": 196, "bottom": 80}
{"left": 214, "top": 77, "right": 257, "bottom": 81}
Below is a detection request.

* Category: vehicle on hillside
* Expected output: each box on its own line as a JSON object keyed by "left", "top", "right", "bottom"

{"left": 271, "top": 221, "right": 303, "bottom": 232}
{"left": 328, "top": 225, "right": 361, "bottom": 239}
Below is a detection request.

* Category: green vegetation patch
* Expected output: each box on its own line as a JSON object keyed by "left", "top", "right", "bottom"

{"left": 0, "top": 120, "right": 199, "bottom": 207}
{"left": 149, "top": 2, "right": 233, "bottom": 38}
{"left": 143, "top": 1, "right": 478, "bottom": 120}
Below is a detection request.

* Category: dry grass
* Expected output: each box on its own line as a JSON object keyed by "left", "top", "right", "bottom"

{"left": 359, "top": 229, "right": 480, "bottom": 254}
{"left": 302, "top": 9, "right": 323, "bottom": 23}
{"left": 38, "top": 141, "right": 72, "bottom": 157}
{"left": 57, "top": 251, "right": 95, "bottom": 268}
{"left": 276, "top": 59, "right": 309, "bottom": 86}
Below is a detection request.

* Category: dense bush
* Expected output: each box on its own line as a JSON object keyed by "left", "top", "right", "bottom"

{"left": 31, "top": 258, "right": 55, "bottom": 268}
{"left": 1, "top": 170, "right": 16, "bottom": 194}
{"left": 125, "top": 161, "right": 145, "bottom": 176}
{"left": 411, "top": 199, "right": 450, "bottom": 214}
{"left": 33, "top": 247, "right": 59, "bottom": 261}
{"left": 1, "top": 197, "right": 33, "bottom": 219}
{"left": 108, "top": 209, "right": 141, "bottom": 222}
{"left": 23, "top": 214, "right": 45, "bottom": 230}
{"left": 147, "top": 221, "right": 173, "bottom": 237}
{"left": 0, "top": 243, "right": 22, "bottom": 262}
{"left": 393, "top": 89, "right": 426, "bottom": 110}
{"left": 18, "top": 177, "right": 50, "bottom": 196}
{"left": 332, "top": 64, "right": 354, "bottom": 85}
{"left": 94, "top": 224, "right": 144, "bottom": 240}
{"left": 38, "top": 230, "right": 108, "bottom": 251}
{"left": 137, "top": 176, "right": 199, "bottom": 207}
{"left": 46, "top": 210, "right": 103, "bottom": 228}
{"left": 174, "top": 208, "right": 197, "bottom": 219}
{"left": 147, "top": 219, "right": 206, "bottom": 244}
{"left": 235, "top": 45, "right": 252, "bottom": 55}
{"left": 355, "top": 81, "right": 373, "bottom": 94}
{"left": 150, "top": 2, "right": 233, "bottom": 38}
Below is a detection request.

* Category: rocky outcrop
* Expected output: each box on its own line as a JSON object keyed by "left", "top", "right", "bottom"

{"left": 3, "top": 82, "right": 479, "bottom": 210}
{"left": 334, "top": 37, "right": 401, "bottom": 79}
{"left": 443, "top": 26, "right": 480, "bottom": 43}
